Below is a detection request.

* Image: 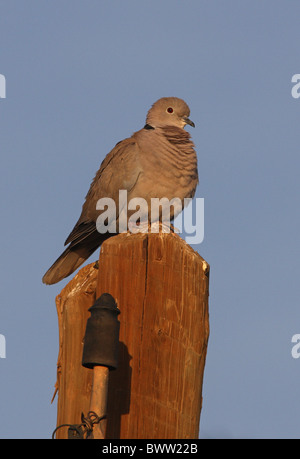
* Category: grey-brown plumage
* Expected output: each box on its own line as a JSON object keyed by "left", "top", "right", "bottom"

{"left": 42, "top": 97, "right": 198, "bottom": 285}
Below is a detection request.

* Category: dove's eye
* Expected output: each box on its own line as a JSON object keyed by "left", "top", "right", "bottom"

{"left": 167, "top": 107, "right": 174, "bottom": 113}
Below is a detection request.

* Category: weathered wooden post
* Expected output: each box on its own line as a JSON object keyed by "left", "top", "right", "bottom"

{"left": 53, "top": 264, "right": 98, "bottom": 439}
{"left": 53, "top": 232, "right": 209, "bottom": 439}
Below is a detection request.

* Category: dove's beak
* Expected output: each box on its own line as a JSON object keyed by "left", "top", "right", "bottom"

{"left": 183, "top": 116, "right": 195, "bottom": 128}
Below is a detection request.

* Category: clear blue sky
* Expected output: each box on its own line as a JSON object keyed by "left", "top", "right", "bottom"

{"left": 1, "top": 0, "right": 300, "bottom": 439}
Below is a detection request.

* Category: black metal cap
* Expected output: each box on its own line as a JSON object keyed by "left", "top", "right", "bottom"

{"left": 82, "top": 293, "right": 120, "bottom": 370}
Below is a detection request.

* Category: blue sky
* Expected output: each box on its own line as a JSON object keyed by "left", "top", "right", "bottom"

{"left": 1, "top": 0, "right": 300, "bottom": 438}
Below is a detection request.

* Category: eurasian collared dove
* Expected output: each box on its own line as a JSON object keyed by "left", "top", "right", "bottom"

{"left": 42, "top": 97, "right": 198, "bottom": 285}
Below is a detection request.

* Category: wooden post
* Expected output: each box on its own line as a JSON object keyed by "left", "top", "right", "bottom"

{"left": 53, "top": 232, "right": 209, "bottom": 439}
{"left": 53, "top": 263, "right": 98, "bottom": 439}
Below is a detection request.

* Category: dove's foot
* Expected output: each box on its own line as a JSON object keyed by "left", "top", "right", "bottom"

{"left": 128, "top": 220, "right": 149, "bottom": 234}
{"left": 128, "top": 220, "right": 180, "bottom": 235}
{"left": 150, "top": 221, "right": 180, "bottom": 234}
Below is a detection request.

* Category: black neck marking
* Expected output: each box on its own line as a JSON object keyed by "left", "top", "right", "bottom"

{"left": 143, "top": 123, "right": 155, "bottom": 130}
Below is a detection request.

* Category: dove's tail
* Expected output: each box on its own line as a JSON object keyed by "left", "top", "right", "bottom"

{"left": 42, "top": 246, "right": 91, "bottom": 285}
{"left": 42, "top": 234, "right": 108, "bottom": 285}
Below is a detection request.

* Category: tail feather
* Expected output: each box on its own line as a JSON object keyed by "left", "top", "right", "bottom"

{"left": 42, "top": 233, "right": 109, "bottom": 285}
{"left": 42, "top": 247, "right": 88, "bottom": 285}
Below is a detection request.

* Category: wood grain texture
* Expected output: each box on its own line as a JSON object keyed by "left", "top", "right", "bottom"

{"left": 54, "top": 263, "right": 97, "bottom": 439}
{"left": 54, "top": 232, "right": 209, "bottom": 439}
{"left": 97, "top": 232, "right": 209, "bottom": 439}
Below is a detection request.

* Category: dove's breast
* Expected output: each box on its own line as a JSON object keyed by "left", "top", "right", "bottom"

{"left": 132, "top": 126, "right": 198, "bottom": 204}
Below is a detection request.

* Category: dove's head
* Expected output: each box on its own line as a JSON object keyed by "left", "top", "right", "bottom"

{"left": 146, "top": 97, "right": 195, "bottom": 129}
